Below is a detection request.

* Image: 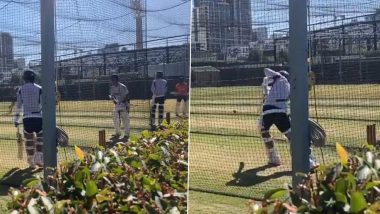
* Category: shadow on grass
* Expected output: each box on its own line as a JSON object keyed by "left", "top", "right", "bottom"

{"left": 0, "top": 167, "right": 42, "bottom": 195}
{"left": 226, "top": 162, "right": 291, "bottom": 187}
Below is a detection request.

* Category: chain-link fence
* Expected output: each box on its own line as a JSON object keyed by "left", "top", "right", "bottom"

{"left": 0, "top": 0, "right": 190, "bottom": 186}
{"left": 190, "top": 0, "right": 380, "bottom": 199}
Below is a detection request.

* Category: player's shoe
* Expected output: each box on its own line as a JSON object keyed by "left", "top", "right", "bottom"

{"left": 121, "top": 135, "right": 129, "bottom": 142}
{"left": 110, "top": 133, "right": 121, "bottom": 140}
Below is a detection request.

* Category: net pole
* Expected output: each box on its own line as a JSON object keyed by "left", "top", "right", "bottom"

{"left": 40, "top": 0, "right": 57, "bottom": 180}
{"left": 289, "top": 0, "right": 310, "bottom": 189}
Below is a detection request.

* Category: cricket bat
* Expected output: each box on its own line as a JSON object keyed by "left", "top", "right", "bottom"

{"left": 16, "top": 126, "right": 23, "bottom": 160}
{"left": 170, "top": 92, "right": 179, "bottom": 96}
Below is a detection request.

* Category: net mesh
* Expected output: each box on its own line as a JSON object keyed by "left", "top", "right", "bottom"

{"left": 0, "top": 0, "right": 190, "bottom": 185}
{"left": 190, "top": 0, "right": 380, "bottom": 199}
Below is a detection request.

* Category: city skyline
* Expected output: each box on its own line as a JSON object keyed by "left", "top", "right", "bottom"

{"left": 191, "top": 0, "right": 380, "bottom": 53}
{"left": 0, "top": 0, "right": 190, "bottom": 63}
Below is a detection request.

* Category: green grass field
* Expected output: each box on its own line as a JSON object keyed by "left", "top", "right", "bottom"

{"left": 189, "top": 191, "right": 249, "bottom": 214}
{"left": 0, "top": 99, "right": 181, "bottom": 186}
{"left": 189, "top": 84, "right": 380, "bottom": 212}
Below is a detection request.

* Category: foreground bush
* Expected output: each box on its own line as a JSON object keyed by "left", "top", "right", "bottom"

{"left": 251, "top": 144, "right": 380, "bottom": 214}
{"left": 8, "top": 121, "right": 188, "bottom": 214}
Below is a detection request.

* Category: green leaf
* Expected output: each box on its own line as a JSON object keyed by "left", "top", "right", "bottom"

{"left": 346, "top": 173, "right": 357, "bottom": 191}
{"left": 334, "top": 192, "right": 347, "bottom": 204}
{"left": 23, "top": 178, "right": 40, "bottom": 188}
{"left": 119, "top": 205, "right": 130, "bottom": 212}
{"left": 96, "top": 194, "right": 112, "bottom": 203}
{"left": 86, "top": 180, "right": 98, "bottom": 197}
{"left": 74, "top": 180, "right": 84, "bottom": 190}
{"left": 131, "top": 205, "right": 142, "bottom": 213}
{"left": 336, "top": 143, "right": 349, "bottom": 165}
{"left": 365, "top": 181, "right": 380, "bottom": 191}
{"left": 264, "top": 188, "right": 287, "bottom": 200}
{"left": 162, "top": 119, "right": 169, "bottom": 126}
{"left": 75, "top": 168, "right": 90, "bottom": 184}
{"left": 141, "top": 130, "right": 150, "bottom": 138}
{"left": 131, "top": 160, "right": 141, "bottom": 169}
{"left": 96, "top": 172, "right": 109, "bottom": 180}
{"left": 130, "top": 135, "right": 139, "bottom": 142}
{"left": 112, "top": 167, "right": 124, "bottom": 176}
{"left": 148, "top": 154, "right": 161, "bottom": 161}
{"left": 142, "top": 176, "right": 155, "bottom": 186}
{"left": 350, "top": 191, "right": 367, "bottom": 213}
{"left": 335, "top": 178, "right": 347, "bottom": 193}
{"left": 155, "top": 183, "right": 162, "bottom": 191}
{"left": 54, "top": 200, "right": 70, "bottom": 213}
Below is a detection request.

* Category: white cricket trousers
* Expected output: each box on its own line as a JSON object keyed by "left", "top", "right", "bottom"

{"left": 113, "top": 109, "right": 130, "bottom": 136}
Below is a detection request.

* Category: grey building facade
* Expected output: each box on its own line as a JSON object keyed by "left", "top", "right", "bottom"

{"left": 228, "top": 0, "right": 252, "bottom": 46}
{"left": 192, "top": 0, "right": 252, "bottom": 54}
{"left": 0, "top": 32, "right": 14, "bottom": 73}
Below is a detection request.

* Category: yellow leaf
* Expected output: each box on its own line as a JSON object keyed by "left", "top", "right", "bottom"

{"left": 75, "top": 145, "right": 85, "bottom": 161}
{"left": 336, "top": 143, "right": 349, "bottom": 165}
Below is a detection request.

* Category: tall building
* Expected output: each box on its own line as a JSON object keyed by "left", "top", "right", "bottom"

{"left": 365, "top": 9, "right": 380, "bottom": 21}
{"left": 192, "top": 7, "right": 208, "bottom": 51}
{"left": 15, "top": 58, "right": 26, "bottom": 70}
{"left": 192, "top": 0, "right": 252, "bottom": 54}
{"left": 228, "top": 0, "right": 252, "bottom": 46}
{"left": 0, "top": 32, "right": 14, "bottom": 73}
{"left": 252, "top": 27, "right": 268, "bottom": 42}
{"left": 192, "top": 0, "right": 232, "bottom": 53}
{"left": 193, "top": 0, "right": 200, "bottom": 7}
{"left": 131, "top": 0, "right": 145, "bottom": 50}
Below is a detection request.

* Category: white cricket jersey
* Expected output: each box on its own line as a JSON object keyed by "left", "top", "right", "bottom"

{"left": 151, "top": 78, "right": 167, "bottom": 97}
{"left": 15, "top": 83, "right": 42, "bottom": 119}
{"left": 110, "top": 82, "right": 129, "bottom": 110}
{"left": 263, "top": 76, "right": 290, "bottom": 115}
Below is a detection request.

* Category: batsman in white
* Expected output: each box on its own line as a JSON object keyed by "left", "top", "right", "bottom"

{"left": 109, "top": 74, "right": 130, "bottom": 141}
{"left": 150, "top": 71, "right": 167, "bottom": 129}
{"left": 14, "top": 70, "right": 44, "bottom": 168}
{"left": 259, "top": 68, "right": 318, "bottom": 169}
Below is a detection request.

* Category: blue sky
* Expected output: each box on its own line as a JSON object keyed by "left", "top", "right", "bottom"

{"left": 1, "top": 0, "right": 379, "bottom": 62}
{"left": 0, "top": 0, "right": 190, "bottom": 62}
